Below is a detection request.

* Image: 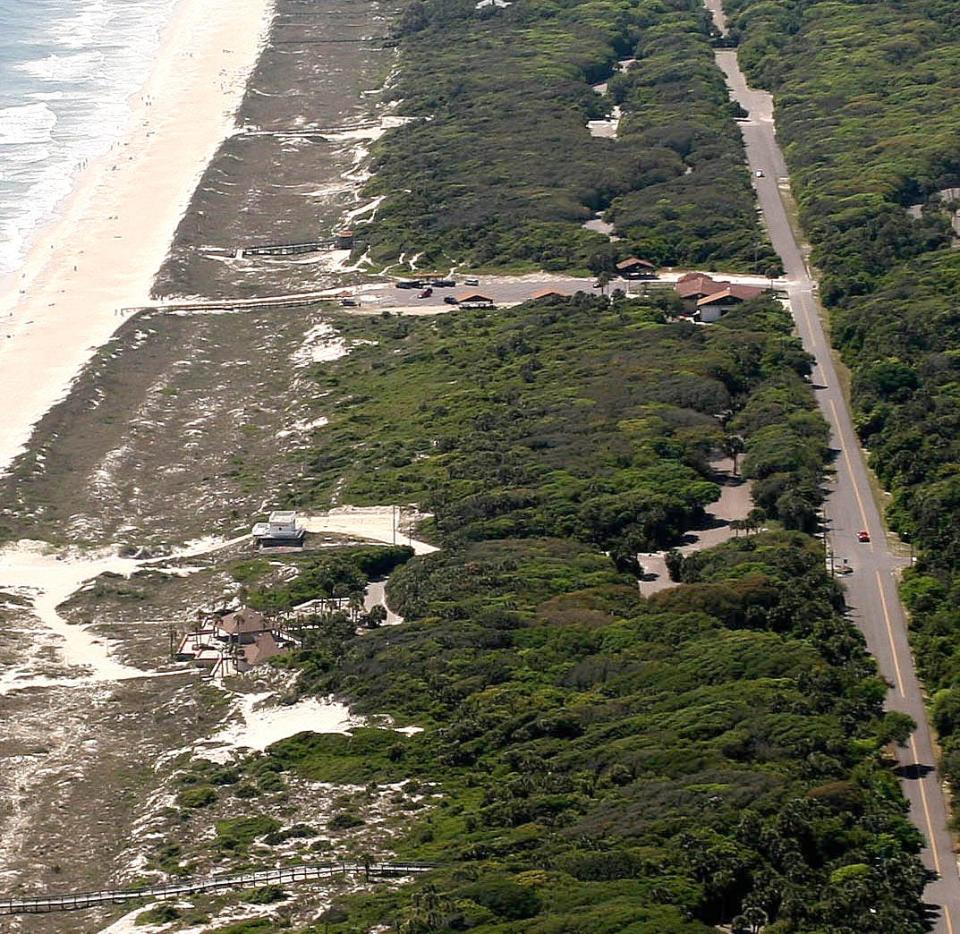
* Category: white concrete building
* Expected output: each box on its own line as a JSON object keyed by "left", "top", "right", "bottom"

{"left": 252, "top": 510, "right": 305, "bottom": 545}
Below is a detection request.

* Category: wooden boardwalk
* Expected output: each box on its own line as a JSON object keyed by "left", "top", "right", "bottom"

{"left": 0, "top": 862, "right": 433, "bottom": 915}
{"left": 121, "top": 289, "right": 341, "bottom": 316}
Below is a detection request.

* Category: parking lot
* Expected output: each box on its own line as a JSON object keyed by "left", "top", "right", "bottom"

{"left": 337, "top": 270, "right": 784, "bottom": 314}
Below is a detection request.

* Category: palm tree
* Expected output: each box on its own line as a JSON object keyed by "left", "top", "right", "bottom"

{"left": 331, "top": 582, "right": 350, "bottom": 609}
{"left": 746, "top": 507, "right": 767, "bottom": 535}
{"left": 721, "top": 434, "right": 746, "bottom": 476}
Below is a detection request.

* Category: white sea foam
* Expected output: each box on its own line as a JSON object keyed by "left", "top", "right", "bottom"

{"left": 15, "top": 50, "right": 106, "bottom": 82}
{"left": 0, "top": 0, "right": 179, "bottom": 276}
{"left": 0, "top": 102, "right": 57, "bottom": 145}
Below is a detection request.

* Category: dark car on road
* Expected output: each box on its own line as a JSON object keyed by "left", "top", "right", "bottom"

{"left": 431, "top": 279, "right": 456, "bottom": 288}
{"left": 396, "top": 280, "right": 422, "bottom": 289}
{"left": 443, "top": 296, "right": 459, "bottom": 305}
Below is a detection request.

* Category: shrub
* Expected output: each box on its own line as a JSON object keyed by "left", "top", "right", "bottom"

{"left": 177, "top": 785, "right": 217, "bottom": 809}
{"left": 136, "top": 904, "right": 180, "bottom": 925}
{"left": 328, "top": 812, "right": 365, "bottom": 830}
{"left": 215, "top": 816, "right": 282, "bottom": 852}
{"left": 242, "top": 884, "right": 287, "bottom": 904}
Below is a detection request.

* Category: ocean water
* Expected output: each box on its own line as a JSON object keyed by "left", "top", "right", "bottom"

{"left": 0, "top": 0, "right": 178, "bottom": 276}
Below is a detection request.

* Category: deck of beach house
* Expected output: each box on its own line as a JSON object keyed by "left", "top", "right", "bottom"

{"left": 176, "top": 606, "right": 301, "bottom": 678}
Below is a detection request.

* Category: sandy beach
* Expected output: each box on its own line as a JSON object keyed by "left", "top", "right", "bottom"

{"left": 0, "top": 0, "right": 274, "bottom": 474}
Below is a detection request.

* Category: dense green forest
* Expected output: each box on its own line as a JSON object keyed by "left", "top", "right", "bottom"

{"left": 235, "top": 295, "right": 932, "bottom": 931}
{"left": 294, "top": 294, "right": 825, "bottom": 546}
{"left": 361, "top": 0, "right": 778, "bottom": 273}
{"left": 271, "top": 534, "right": 926, "bottom": 933}
{"left": 721, "top": 0, "right": 960, "bottom": 806}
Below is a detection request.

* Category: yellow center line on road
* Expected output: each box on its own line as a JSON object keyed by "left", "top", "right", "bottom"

{"left": 876, "top": 569, "right": 906, "bottom": 698}
{"left": 910, "top": 736, "right": 949, "bottom": 876}
{"left": 911, "top": 735, "right": 943, "bottom": 877}
{"left": 947, "top": 905, "right": 957, "bottom": 934}
{"left": 827, "top": 398, "right": 874, "bottom": 550}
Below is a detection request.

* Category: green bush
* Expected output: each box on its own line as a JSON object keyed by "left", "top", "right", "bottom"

{"left": 328, "top": 812, "right": 365, "bottom": 831}
{"left": 241, "top": 884, "right": 287, "bottom": 904}
{"left": 215, "top": 816, "right": 281, "bottom": 852}
{"left": 136, "top": 903, "right": 180, "bottom": 925}
{"left": 176, "top": 785, "right": 217, "bottom": 809}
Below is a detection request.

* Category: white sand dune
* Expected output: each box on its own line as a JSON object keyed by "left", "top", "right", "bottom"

{"left": 196, "top": 692, "right": 363, "bottom": 763}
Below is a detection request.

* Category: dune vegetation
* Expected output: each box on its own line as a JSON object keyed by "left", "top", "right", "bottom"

{"left": 362, "top": 0, "right": 779, "bottom": 274}
{"left": 205, "top": 294, "right": 935, "bottom": 932}
{"left": 293, "top": 294, "right": 824, "bottom": 546}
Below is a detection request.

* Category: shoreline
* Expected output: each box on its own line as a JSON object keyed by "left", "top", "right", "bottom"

{"left": 0, "top": 0, "right": 275, "bottom": 475}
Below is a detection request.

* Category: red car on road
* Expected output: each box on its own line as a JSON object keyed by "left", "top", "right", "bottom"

{"left": 418, "top": 287, "right": 433, "bottom": 298}
{"left": 857, "top": 530, "right": 870, "bottom": 543}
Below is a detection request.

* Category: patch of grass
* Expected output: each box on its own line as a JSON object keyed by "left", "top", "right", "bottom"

{"left": 230, "top": 558, "right": 271, "bottom": 584}
{"left": 258, "top": 728, "right": 420, "bottom": 784}
{"left": 207, "top": 920, "right": 274, "bottom": 934}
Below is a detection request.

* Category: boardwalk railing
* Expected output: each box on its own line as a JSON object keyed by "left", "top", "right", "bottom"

{"left": 120, "top": 290, "right": 342, "bottom": 316}
{"left": 0, "top": 862, "right": 434, "bottom": 915}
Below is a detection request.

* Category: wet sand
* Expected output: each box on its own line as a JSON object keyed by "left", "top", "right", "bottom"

{"left": 0, "top": 0, "right": 274, "bottom": 476}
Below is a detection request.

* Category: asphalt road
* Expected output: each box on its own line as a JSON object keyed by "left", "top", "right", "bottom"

{"left": 714, "top": 44, "right": 960, "bottom": 934}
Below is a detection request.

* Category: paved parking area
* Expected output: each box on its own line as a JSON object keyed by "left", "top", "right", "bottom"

{"left": 338, "top": 270, "right": 784, "bottom": 314}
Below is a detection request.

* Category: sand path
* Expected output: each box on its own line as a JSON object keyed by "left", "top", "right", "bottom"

{"left": 0, "top": 0, "right": 274, "bottom": 475}
{"left": 302, "top": 506, "right": 438, "bottom": 556}
{"left": 637, "top": 457, "right": 754, "bottom": 595}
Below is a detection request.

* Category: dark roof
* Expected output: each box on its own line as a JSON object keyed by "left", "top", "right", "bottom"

{"left": 696, "top": 284, "right": 764, "bottom": 306}
{"left": 616, "top": 257, "right": 657, "bottom": 270}
{"left": 676, "top": 275, "right": 725, "bottom": 299}
{"left": 220, "top": 607, "right": 268, "bottom": 636}
{"left": 530, "top": 288, "right": 566, "bottom": 299}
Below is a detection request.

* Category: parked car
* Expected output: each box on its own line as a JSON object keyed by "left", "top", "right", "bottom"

{"left": 443, "top": 296, "right": 459, "bottom": 305}
{"left": 755, "top": 169, "right": 764, "bottom": 177}
{"left": 431, "top": 279, "right": 456, "bottom": 288}
{"left": 340, "top": 297, "right": 359, "bottom": 307}
{"left": 418, "top": 287, "right": 433, "bottom": 298}
{"left": 464, "top": 276, "right": 480, "bottom": 286}
{"left": 396, "top": 279, "right": 421, "bottom": 289}
{"left": 857, "top": 530, "right": 870, "bottom": 543}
